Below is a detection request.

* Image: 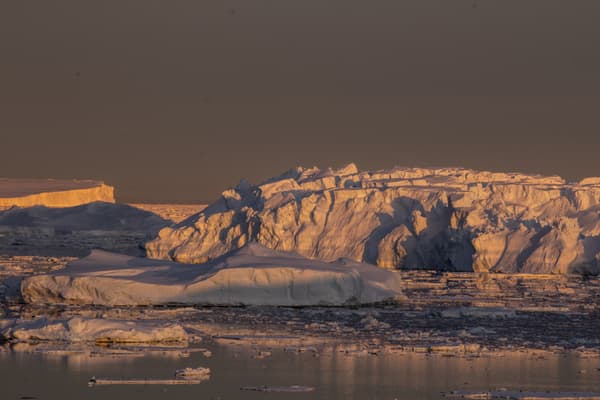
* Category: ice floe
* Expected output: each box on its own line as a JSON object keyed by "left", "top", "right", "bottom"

{"left": 0, "top": 317, "right": 188, "bottom": 343}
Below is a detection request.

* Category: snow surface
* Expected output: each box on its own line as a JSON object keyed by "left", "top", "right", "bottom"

{"left": 21, "top": 244, "right": 404, "bottom": 306}
{"left": 146, "top": 164, "right": 600, "bottom": 274}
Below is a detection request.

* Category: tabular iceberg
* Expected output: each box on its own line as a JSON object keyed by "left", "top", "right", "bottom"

{"left": 0, "top": 178, "right": 114, "bottom": 209}
{"left": 21, "top": 244, "right": 404, "bottom": 306}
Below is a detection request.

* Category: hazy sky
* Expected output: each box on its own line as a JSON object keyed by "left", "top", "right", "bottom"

{"left": 1, "top": 1, "right": 599, "bottom": 202}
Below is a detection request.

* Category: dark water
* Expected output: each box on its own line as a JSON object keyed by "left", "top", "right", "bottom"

{"left": 2, "top": 344, "right": 600, "bottom": 400}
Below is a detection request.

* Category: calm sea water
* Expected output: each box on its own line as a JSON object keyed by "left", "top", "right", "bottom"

{"left": 1, "top": 344, "right": 599, "bottom": 400}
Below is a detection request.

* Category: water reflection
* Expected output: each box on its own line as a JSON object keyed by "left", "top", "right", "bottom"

{"left": 2, "top": 343, "right": 599, "bottom": 400}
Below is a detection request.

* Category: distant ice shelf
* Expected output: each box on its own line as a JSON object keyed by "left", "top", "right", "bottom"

{"left": 0, "top": 178, "right": 114, "bottom": 209}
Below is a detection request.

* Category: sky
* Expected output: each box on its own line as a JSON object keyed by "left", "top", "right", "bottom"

{"left": 1, "top": 1, "right": 600, "bottom": 203}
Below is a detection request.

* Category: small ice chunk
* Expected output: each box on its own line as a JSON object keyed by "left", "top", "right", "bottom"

{"left": 174, "top": 367, "right": 211, "bottom": 380}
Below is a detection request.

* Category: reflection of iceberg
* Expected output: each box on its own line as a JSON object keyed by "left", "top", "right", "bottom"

{"left": 0, "top": 342, "right": 209, "bottom": 371}
{"left": 22, "top": 244, "right": 404, "bottom": 306}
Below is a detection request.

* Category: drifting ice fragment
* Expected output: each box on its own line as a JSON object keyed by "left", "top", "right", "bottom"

{"left": 174, "top": 367, "right": 211, "bottom": 379}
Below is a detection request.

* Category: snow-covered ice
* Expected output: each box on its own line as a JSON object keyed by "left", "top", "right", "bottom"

{"left": 0, "top": 317, "right": 188, "bottom": 343}
{"left": 21, "top": 243, "right": 404, "bottom": 306}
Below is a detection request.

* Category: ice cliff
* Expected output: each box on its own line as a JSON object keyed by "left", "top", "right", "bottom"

{"left": 146, "top": 164, "right": 600, "bottom": 274}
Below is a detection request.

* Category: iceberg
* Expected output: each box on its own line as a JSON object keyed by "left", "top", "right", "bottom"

{"left": 146, "top": 164, "right": 600, "bottom": 274}
{"left": 0, "top": 317, "right": 188, "bottom": 343}
{"left": 0, "top": 178, "right": 114, "bottom": 209}
{"left": 21, "top": 244, "right": 404, "bottom": 306}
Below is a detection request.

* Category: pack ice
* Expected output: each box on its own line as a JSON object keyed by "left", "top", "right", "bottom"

{"left": 21, "top": 244, "right": 404, "bottom": 306}
{"left": 146, "top": 164, "right": 600, "bottom": 274}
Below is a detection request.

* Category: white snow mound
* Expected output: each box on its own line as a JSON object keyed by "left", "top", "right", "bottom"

{"left": 21, "top": 244, "right": 404, "bottom": 306}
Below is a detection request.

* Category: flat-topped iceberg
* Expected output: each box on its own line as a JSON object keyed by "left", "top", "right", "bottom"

{"left": 0, "top": 178, "right": 114, "bottom": 209}
{"left": 21, "top": 244, "right": 404, "bottom": 306}
{"left": 146, "top": 164, "right": 600, "bottom": 274}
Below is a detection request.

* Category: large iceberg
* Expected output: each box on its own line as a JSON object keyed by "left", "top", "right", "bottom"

{"left": 146, "top": 164, "right": 600, "bottom": 274}
{"left": 21, "top": 244, "right": 404, "bottom": 306}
